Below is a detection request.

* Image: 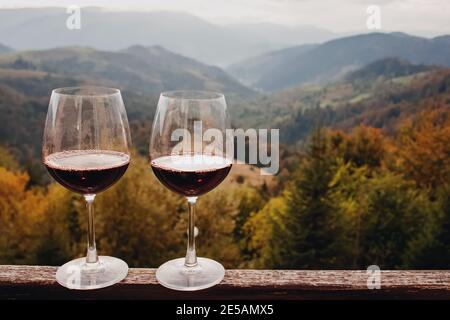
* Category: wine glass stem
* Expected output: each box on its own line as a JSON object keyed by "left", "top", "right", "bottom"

{"left": 84, "top": 194, "right": 99, "bottom": 264}
{"left": 185, "top": 196, "right": 198, "bottom": 267}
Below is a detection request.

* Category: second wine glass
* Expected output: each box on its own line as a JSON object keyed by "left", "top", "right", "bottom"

{"left": 149, "top": 90, "right": 232, "bottom": 291}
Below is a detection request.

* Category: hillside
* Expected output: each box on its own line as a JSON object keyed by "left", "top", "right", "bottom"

{"left": 231, "top": 58, "right": 450, "bottom": 143}
{"left": 345, "top": 58, "right": 434, "bottom": 82}
{"left": 281, "top": 67, "right": 450, "bottom": 144}
{"left": 229, "top": 32, "right": 450, "bottom": 92}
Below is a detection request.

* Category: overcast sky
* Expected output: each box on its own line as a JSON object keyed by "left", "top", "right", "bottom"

{"left": 1, "top": 0, "right": 449, "bottom": 36}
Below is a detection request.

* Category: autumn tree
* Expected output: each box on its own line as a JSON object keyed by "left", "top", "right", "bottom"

{"left": 33, "top": 184, "right": 80, "bottom": 265}
{"left": 242, "top": 196, "right": 288, "bottom": 268}
{"left": 232, "top": 186, "right": 266, "bottom": 261}
{"left": 0, "top": 167, "right": 45, "bottom": 264}
{"left": 0, "top": 145, "right": 19, "bottom": 171}
{"left": 398, "top": 109, "right": 450, "bottom": 189}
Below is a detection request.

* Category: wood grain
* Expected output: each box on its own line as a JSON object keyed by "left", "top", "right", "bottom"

{"left": 1, "top": 265, "right": 450, "bottom": 300}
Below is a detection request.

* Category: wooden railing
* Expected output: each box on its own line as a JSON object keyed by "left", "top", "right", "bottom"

{"left": 1, "top": 265, "right": 450, "bottom": 299}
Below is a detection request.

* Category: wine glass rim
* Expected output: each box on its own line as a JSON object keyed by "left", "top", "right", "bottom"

{"left": 52, "top": 86, "right": 121, "bottom": 97}
{"left": 160, "top": 90, "right": 224, "bottom": 101}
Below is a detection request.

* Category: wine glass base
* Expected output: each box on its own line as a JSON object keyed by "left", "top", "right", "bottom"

{"left": 156, "top": 257, "right": 225, "bottom": 291}
{"left": 56, "top": 256, "right": 128, "bottom": 290}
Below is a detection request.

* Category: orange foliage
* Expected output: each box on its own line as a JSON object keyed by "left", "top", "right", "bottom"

{"left": 399, "top": 108, "right": 450, "bottom": 188}
{"left": 326, "top": 125, "right": 395, "bottom": 168}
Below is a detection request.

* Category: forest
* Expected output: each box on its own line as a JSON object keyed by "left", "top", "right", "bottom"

{"left": 0, "top": 105, "right": 448, "bottom": 269}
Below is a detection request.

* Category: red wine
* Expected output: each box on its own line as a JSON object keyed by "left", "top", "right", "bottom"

{"left": 151, "top": 155, "right": 232, "bottom": 197}
{"left": 44, "top": 150, "right": 130, "bottom": 194}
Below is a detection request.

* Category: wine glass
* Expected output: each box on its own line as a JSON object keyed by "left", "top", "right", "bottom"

{"left": 42, "top": 86, "right": 132, "bottom": 290}
{"left": 149, "top": 91, "right": 232, "bottom": 291}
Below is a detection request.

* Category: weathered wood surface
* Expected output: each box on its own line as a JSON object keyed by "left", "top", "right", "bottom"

{"left": 1, "top": 265, "right": 450, "bottom": 299}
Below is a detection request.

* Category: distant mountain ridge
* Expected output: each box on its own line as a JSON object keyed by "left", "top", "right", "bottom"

{"left": 228, "top": 32, "right": 450, "bottom": 92}
{"left": 0, "top": 43, "right": 12, "bottom": 53}
{"left": 0, "top": 45, "right": 255, "bottom": 98}
{"left": 228, "top": 44, "right": 318, "bottom": 88}
{"left": 0, "top": 8, "right": 338, "bottom": 66}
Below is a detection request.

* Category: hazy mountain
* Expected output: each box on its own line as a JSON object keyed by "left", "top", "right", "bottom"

{"left": 229, "top": 32, "right": 450, "bottom": 92}
{"left": 0, "top": 8, "right": 338, "bottom": 67}
{"left": 0, "top": 43, "right": 12, "bottom": 53}
{"left": 0, "top": 45, "right": 255, "bottom": 98}
{"left": 433, "top": 35, "right": 450, "bottom": 45}
{"left": 228, "top": 44, "right": 318, "bottom": 87}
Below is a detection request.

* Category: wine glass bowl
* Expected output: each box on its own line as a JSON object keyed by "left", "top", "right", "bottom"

{"left": 150, "top": 154, "right": 232, "bottom": 197}
{"left": 42, "top": 86, "right": 132, "bottom": 290}
{"left": 44, "top": 150, "right": 130, "bottom": 194}
{"left": 149, "top": 90, "right": 232, "bottom": 291}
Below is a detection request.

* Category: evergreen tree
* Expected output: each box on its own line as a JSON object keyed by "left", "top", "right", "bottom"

{"left": 281, "top": 128, "right": 350, "bottom": 268}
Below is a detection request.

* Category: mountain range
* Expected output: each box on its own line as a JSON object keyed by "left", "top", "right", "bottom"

{"left": 0, "top": 8, "right": 337, "bottom": 67}
{"left": 0, "top": 45, "right": 254, "bottom": 98}
{"left": 228, "top": 32, "right": 450, "bottom": 92}
{"left": 0, "top": 43, "right": 256, "bottom": 180}
{"left": 0, "top": 41, "right": 449, "bottom": 183}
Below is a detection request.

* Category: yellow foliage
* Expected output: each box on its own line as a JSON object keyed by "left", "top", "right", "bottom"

{"left": 242, "top": 196, "right": 287, "bottom": 268}
{"left": 0, "top": 167, "right": 45, "bottom": 263}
